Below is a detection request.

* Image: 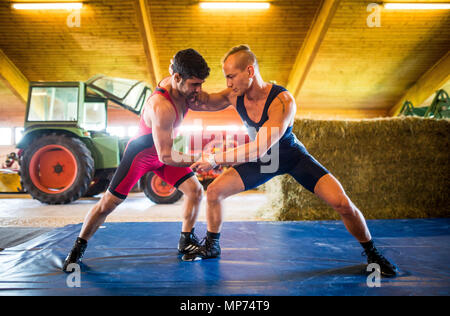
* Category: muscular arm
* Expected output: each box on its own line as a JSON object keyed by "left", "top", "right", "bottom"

{"left": 146, "top": 96, "right": 199, "bottom": 167}
{"left": 213, "top": 91, "right": 296, "bottom": 165}
{"left": 188, "top": 89, "right": 236, "bottom": 112}
{"left": 169, "top": 57, "right": 234, "bottom": 112}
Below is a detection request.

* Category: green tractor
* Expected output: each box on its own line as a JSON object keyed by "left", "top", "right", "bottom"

{"left": 17, "top": 75, "right": 182, "bottom": 204}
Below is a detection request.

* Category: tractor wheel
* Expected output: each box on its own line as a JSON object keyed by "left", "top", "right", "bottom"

{"left": 84, "top": 169, "right": 115, "bottom": 197}
{"left": 142, "top": 172, "right": 183, "bottom": 204}
{"left": 21, "top": 133, "right": 94, "bottom": 204}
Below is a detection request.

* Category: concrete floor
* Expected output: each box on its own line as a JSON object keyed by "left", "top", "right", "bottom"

{"left": 0, "top": 191, "right": 269, "bottom": 227}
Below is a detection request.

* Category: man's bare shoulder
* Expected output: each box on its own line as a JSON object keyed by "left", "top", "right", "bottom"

{"left": 267, "top": 90, "right": 296, "bottom": 119}
{"left": 273, "top": 90, "right": 295, "bottom": 107}
{"left": 145, "top": 94, "right": 177, "bottom": 123}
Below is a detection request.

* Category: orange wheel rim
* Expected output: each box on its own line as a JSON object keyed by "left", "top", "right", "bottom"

{"left": 29, "top": 145, "right": 78, "bottom": 194}
{"left": 150, "top": 175, "right": 175, "bottom": 197}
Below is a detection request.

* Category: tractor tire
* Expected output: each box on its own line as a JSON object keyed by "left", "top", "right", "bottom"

{"left": 84, "top": 169, "right": 115, "bottom": 197}
{"left": 142, "top": 172, "right": 183, "bottom": 204}
{"left": 20, "top": 133, "right": 94, "bottom": 204}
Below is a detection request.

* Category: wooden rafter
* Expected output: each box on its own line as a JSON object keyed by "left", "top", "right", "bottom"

{"left": 0, "top": 49, "right": 29, "bottom": 103}
{"left": 134, "top": 0, "right": 161, "bottom": 88}
{"left": 286, "top": 0, "right": 341, "bottom": 99}
{"left": 389, "top": 51, "right": 450, "bottom": 116}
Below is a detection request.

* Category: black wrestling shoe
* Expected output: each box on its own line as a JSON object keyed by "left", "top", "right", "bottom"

{"left": 63, "top": 237, "right": 87, "bottom": 272}
{"left": 362, "top": 248, "right": 398, "bottom": 277}
{"left": 178, "top": 229, "right": 202, "bottom": 254}
{"left": 182, "top": 236, "right": 221, "bottom": 261}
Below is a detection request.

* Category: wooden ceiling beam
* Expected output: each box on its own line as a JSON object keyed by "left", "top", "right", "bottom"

{"left": 134, "top": 0, "right": 161, "bottom": 88}
{"left": 389, "top": 51, "right": 450, "bottom": 116}
{"left": 286, "top": 0, "right": 341, "bottom": 99}
{"left": 0, "top": 49, "right": 29, "bottom": 104}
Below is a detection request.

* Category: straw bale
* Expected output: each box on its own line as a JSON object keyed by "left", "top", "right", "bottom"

{"left": 259, "top": 117, "right": 450, "bottom": 220}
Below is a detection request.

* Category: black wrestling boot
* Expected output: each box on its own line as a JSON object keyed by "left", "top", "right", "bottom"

{"left": 362, "top": 247, "right": 398, "bottom": 277}
{"left": 182, "top": 234, "right": 221, "bottom": 261}
{"left": 178, "top": 228, "right": 202, "bottom": 254}
{"left": 63, "top": 237, "right": 87, "bottom": 272}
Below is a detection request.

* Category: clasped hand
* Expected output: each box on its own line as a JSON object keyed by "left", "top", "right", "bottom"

{"left": 191, "top": 153, "right": 215, "bottom": 172}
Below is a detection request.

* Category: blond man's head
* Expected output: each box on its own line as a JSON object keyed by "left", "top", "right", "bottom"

{"left": 222, "top": 45, "right": 260, "bottom": 94}
{"left": 222, "top": 44, "right": 259, "bottom": 72}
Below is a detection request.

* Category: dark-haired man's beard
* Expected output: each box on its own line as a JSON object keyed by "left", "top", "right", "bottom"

{"left": 179, "top": 81, "right": 197, "bottom": 103}
{"left": 186, "top": 92, "right": 198, "bottom": 104}
{"left": 183, "top": 87, "right": 198, "bottom": 104}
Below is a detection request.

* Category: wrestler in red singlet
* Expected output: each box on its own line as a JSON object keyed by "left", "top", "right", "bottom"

{"left": 108, "top": 87, "right": 194, "bottom": 200}
{"left": 63, "top": 48, "right": 211, "bottom": 271}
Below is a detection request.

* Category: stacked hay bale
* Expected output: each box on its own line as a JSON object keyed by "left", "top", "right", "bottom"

{"left": 260, "top": 117, "right": 450, "bottom": 220}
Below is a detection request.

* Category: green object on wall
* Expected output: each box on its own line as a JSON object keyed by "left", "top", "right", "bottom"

{"left": 399, "top": 89, "right": 450, "bottom": 119}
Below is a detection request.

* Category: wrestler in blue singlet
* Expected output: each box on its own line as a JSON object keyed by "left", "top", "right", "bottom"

{"left": 233, "top": 84, "right": 330, "bottom": 193}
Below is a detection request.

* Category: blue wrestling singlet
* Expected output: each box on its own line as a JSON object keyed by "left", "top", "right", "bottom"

{"left": 233, "top": 84, "right": 329, "bottom": 193}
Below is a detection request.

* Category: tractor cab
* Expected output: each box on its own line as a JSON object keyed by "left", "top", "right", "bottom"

{"left": 24, "top": 75, "right": 151, "bottom": 133}
{"left": 18, "top": 75, "right": 152, "bottom": 204}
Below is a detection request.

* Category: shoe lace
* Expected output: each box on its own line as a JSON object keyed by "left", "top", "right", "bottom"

{"left": 198, "top": 236, "right": 212, "bottom": 247}
{"left": 205, "top": 237, "right": 213, "bottom": 248}
{"left": 196, "top": 237, "right": 215, "bottom": 256}
{"left": 362, "top": 248, "right": 390, "bottom": 266}
{"left": 190, "top": 232, "right": 202, "bottom": 245}
{"left": 67, "top": 242, "right": 86, "bottom": 263}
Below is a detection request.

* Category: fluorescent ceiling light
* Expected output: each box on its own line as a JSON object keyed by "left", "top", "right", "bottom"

{"left": 384, "top": 3, "right": 450, "bottom": 10}
{"left": 200, "top": 2, "right": 270, "bottom": 9}
{"left": 12, "top": 3, "right": 83, "bottom": 10}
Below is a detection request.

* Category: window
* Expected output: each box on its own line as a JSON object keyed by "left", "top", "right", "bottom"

{"left": 107, "top": 126, "right": 125, "bottom": 138}
{"left": 0, "top": 128, "right": 12, "bottom": 145}
{"left": 15, "top": 128, "right": 24, "bottom": 144}
{"left": 28, "top": 87, "right": 78, "bottom": 122}
{"left": 122, "top": 82, "right": 146, "bottom": 111}
{"left": 90, "top": 77, "right": 139, "bottom": 99}
{"left": 87, "top": 76, "right": 149, "bottom": 114}
{"left": 82, "top": 102, "right": 106, "bottom": 131}
{"left": 127, "top": 126, "right": 139, "bottom": 137}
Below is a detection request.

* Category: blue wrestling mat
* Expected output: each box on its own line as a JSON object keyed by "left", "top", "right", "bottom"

{"left": 0, "top": 219, "right": 449, "bottom": 296}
